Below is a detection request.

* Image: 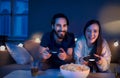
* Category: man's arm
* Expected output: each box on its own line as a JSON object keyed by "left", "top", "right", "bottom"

{"left": 65, "top": 33, "right": 75, "bottom": 62}
{"left": 39, "top": 46, "right": 51, "bottom": 62}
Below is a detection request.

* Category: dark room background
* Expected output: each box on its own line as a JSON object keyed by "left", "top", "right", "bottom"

{"left": 29, "top": 0, "right": 120, "bottom": 41}
{"left": 0, "top": 0, "right": 120, "bottom": 42}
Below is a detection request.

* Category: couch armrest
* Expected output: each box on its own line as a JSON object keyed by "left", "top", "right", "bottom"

{"left": 0, "top": 50, "right": 16, "bottom": 67}
{"left": 110, "top": 63, "right": 120, "bottom": 73}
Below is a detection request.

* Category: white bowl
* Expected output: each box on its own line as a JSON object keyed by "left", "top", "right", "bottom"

{"left": 60, "top": 64, "right": 90, "bottom": 78}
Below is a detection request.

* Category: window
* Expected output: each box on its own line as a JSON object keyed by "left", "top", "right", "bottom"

{"left": 0, "top": 0, "right": 28, "bottom": 40}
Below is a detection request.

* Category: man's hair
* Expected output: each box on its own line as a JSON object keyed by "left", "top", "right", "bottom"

{"left": 51, "top": 13, "right": 69, "bottom": 26}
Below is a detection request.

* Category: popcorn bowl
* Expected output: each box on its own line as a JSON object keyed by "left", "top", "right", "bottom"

{"left": 60, "top": 63, "right": 90, "bottom": 78}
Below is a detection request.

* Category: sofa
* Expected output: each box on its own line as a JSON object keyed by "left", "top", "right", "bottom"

{"left": 0, "top": 40, "right": 41, "bottom": 78}
{"left": 0, "top": 39, "right": 120, "bottom": 78}
{"left": 107, "top": 40, "right": 120, "bottom": 73}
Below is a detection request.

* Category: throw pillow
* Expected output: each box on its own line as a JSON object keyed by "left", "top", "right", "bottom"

{"left": 6, "top": 43, "right": 33, "bottom": 64}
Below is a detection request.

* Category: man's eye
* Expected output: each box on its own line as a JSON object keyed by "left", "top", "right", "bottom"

{"left": 63, "top": 24, "right": 67, "bottom": 27}
{"left": 56, "top": 24, "right": 61, "bottom": 27}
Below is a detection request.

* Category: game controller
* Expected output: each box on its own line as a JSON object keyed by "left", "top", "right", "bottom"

{"left": 83, "top": 56, "right": 100, "bottom": 62}
{"left": 47, "top": 49, "right": 64, "bottom": 54}
{"left": 47, "top": 50, "right": 57, "bottom": 54}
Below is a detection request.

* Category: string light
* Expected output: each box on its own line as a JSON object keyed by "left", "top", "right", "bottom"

{"left": 75, "top": 38, "right": 77, "bottom": 42}
{"left": 18, "top": 43, "right": 23, "bottom": 47}
{"left": 0, "top": 45, "right": 6, "bottom": 51}
{"left": 114, "top": 41, "right": 119, "bottom": 47}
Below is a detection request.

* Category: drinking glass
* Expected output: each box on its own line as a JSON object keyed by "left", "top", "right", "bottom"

{"left": 31, "top": 60, "right": 39, "bottom": 76}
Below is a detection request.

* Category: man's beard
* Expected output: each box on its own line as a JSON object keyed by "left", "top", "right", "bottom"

{"left": 54, "top": 30, "right": 66, "bottom": 39}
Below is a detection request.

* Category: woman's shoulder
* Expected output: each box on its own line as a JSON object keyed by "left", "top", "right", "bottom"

{"left": 102, "top": 38, "right": 108, "bottom": 43}
{"left": 76, "top": 35, "right": 86, "bottom": 43}
{"left": 102, "top": 38, "right": 109, "bottom": 47}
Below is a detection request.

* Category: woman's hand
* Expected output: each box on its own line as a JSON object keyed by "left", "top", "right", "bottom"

{"left": 94, "top": 54, "right": 103, "bottom": 65}
{"left": 83, "top": 61, "right": 89, "bottom": 65}
{"left": 79, "top": 57, "right": 89, "bottom": 65}
{"left": 58, "top": 48, "right": 67, "bottom": 60}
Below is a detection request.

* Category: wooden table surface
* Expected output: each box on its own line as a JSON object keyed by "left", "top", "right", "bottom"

{"left": 4, "top": 69, "right": 115, "bottom": 78}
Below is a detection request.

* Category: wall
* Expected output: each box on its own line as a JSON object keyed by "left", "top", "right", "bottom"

{"left": 29, "top": 0, "right": 120, "bottom": 40}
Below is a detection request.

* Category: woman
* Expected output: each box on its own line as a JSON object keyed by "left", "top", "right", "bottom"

{"left": 74, "top": 19, "right": 111, "bottom": 72}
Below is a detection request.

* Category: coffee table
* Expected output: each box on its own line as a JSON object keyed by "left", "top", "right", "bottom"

{"left": 4, "top": 69, "right": 115, "bottom": 78}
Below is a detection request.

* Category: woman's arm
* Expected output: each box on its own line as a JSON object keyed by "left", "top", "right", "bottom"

{"left": 74, "top": 40, "right": 83, "bottom": 64}
{"left": 97, "top": 40, "right": 111, "bottom": 71}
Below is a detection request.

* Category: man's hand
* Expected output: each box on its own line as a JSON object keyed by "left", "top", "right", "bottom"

{"left": 58, "top": 48, "right": 67, "bottom": 60}
{"left": 42, "top": 47, "right": 52, "bottom": 60}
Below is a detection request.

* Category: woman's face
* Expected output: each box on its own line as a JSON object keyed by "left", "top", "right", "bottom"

{"left": 85, "top": 23, "right": 99, "bottom": 45}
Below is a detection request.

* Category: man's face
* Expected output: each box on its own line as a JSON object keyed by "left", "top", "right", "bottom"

{"left": 85, "top": 23, "right": 99, "bottom": 44}
{"left": 52, "top": 18, "right": 68, "bottom": 39}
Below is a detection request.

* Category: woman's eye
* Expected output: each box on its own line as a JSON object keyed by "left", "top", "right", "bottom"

{"left": 94, "top": 30, "right": 98, "bottom": 33}
{"left": 87, "top": 29, "right": 91, "bottom": 33}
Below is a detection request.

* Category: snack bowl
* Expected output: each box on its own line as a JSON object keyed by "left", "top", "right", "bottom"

{"left": 60, "top": 63, "right": 90, "bottom": 78}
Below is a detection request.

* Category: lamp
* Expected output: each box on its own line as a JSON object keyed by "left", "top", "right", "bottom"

{"left": 31, "top": 32, "right": 43, "bottom": 43}
{"left": 34, "top": 38, "right": 41, "bottom": 43}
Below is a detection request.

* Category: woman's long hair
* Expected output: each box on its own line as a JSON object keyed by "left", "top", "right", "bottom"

{"left": 84, "top": 19, "right": 103, "bottom": 56}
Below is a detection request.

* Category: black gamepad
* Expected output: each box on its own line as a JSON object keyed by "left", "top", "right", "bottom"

{"left": 83, "top": 56, "right": 100, "bottom": 62}
{"left": 47, "top": 50, "right": 58, "bottom": 54}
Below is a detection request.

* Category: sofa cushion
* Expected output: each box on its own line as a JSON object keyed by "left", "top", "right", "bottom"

{"left": 6, "top": 43, "right": 33, "bottom": 64}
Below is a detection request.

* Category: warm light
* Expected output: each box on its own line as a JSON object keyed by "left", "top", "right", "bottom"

{"left": 34, "top": 38, "right": 41, "bottom": 43}
{"left": 31, "top": 32, "right": 43, "bottom": 43}
{"left": 18, "top": 43, "right": 23, "bottom": 47}
{"left": 114, "top": 41, "right": 119, "bottom": 47}
{"left": 99, "top": 4, "right": 120, "bottom": 35}
{"left": 0, "top": 45, "right": 6, "bottom": 51}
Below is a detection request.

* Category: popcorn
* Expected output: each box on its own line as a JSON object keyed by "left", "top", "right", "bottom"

{"left": 60, "top": 63, "right": 88, "bottom": 72}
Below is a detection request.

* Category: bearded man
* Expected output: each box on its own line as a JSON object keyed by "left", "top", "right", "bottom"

{"left": 40, "top": 13, "right": 75, "bottom": 69}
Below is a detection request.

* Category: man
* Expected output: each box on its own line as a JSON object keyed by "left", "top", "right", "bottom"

{"left": 40, "top": 13, "right": 75, "bottom": 69}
